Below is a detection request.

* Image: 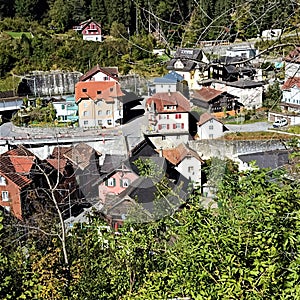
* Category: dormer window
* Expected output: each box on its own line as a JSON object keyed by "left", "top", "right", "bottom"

{"left": 97, "top": 90, "right": 102, "bottom": 94}
{"left": 82, "top": 88, "right": 87, "bottom": 92}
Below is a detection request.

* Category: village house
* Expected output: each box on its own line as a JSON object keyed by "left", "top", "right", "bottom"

{"left": 73, "top": 19, "right": 103, "bottom": 42}
{"left": 79, "top": 65, "right": 119, "bottom": 82}
{"left": 51, "top": 95, "right": 78, "bottom": 123}
{"left": 156, "top": 143, "right": 203, "bottom": 188}
{"left": 166, "top": 48, "right": 209, "bottom": 89}
{"left": 190, "top": 86, "right": 239, "bottom": 113}
{"left": 145, "top": 91, "right": 191, "bottom": 148}
{"left": 284, "top": 46, "right": 300, "bottom": 79}
{"left": 150, "top": 71, "right": 189, "bottom": 98}
{"left": 280, "top": 77, "right": 300, "bottom": 113}
{"left": 225, "top": 46, "right": 258, "bottom": 59}
{"left": 196, "top": 112, "right": 229, "bottom": 140}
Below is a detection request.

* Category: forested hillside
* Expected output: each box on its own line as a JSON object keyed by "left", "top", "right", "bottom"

{"left": 0, "top": 0, "right": 299, "bottom": 89}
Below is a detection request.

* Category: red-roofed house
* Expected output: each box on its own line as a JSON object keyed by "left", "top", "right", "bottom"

{"left": 0, "top": 146, "right": 37, "bottom": 219}
{"left": 190, "top": 87, "right": 238, "bottom": 113}
{"left": 284, "top": 47, "right": 300, "bottom": 79}
{"left": 75, "top": 81, "right": 124, "bottom": 127}
{"left": 79, "top": 65, "right": 119, "bottom": 82}
{"left": 145, "top": 91, "right": 191, "bottom": 147}
{"left": 73, "top": 19, "right": 103, "bottom": 42}
{"left": 196, "top": 112, "right": 229, "bottom": 139}
{"left": 281, "top": 77, "right": 300, "bottom": 113}
{"left": 157, "top": 143, "right": 203, "bottom": 187}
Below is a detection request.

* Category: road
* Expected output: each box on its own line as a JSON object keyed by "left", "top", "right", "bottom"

{"left": 226, "top": 122, "right": 271, "bottom": 133}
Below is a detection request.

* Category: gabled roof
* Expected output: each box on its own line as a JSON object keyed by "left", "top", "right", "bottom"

{"left": 100, "top": 154, "right": 127, "bottom": 174}
{"left": 225, "top": 79, "right": 265, "bottom": 88}
{"left": 0, "top": 156, "right": 32, "bottom": 188}
{"left": 51, "top": 146, "right": 72, "bottom": 159}
{"left": 156, "top": 143, "right": 203, "bottom": 166}
{"left": 63, "top": 143, "right": 101, "bottom": 170}
{"left": 284, "top": 47, "right": 300, "bottom": 63}
{"left": 79, "top": 64, "right": 119, "bottom": 81}
{"left": 46, "top": 158, "right": 67, "bottom": 174}
{"left": 197, "top": 112, "right": 224, "bottom": 126}
{"left": 2, "top": 146, "right": 36, "bottom": 174}
{"left": 281, "top": 77, "right": 300, "bottom": 90}
{"left": 75, "top": 81, "right": 124, "bottom": 103}
{"left": 79, "top": 19, "right": 101, "bottom": 30}
{"left": 146, "top": 91, "right": 191, "bottom": 113}
{"left": 164, "top": 71, "right": 184, "bottom": 81}
{"left": 191, "top": 87, "right": 224, "bottom": 102}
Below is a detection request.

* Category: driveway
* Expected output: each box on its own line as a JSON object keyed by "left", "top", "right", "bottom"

{"left": 226, "top": 122, "right": 271, "bottom": 133}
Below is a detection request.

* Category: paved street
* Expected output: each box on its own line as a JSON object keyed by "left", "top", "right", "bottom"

{"left": 226, "top": 122, "right": 271, "bottom": 133}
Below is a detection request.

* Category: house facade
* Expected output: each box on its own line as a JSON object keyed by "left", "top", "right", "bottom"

{"left": 284, "top": 46, "right": 300, "bottom": 79}
{"left": 190, "top": 87, "right": 238, "bottom": 113}
{"left": 281, "top": 77, "right": 300, "bottom": 113}
{"left": 52, "top": 95, "right": 78, "bottom": 123}
{"left": 79, "top": 65, "right": 119, "bottom": 82}
{"left": 196, "top": 112, "right": 228, "bottom": 139}
{"left": 145, "top": 92, "right": 191, "bottom": 147}
{"left": 166, "top": 48, "right": 209, "bottom": 89}
{"left": 73, "top": 19, "right": 103, "bottom": 42}
{"left": 75, "top": 81, "right": 124, "bottom": 127}
{"left": 225, "top": 46, "right": 258, "bottom": 59}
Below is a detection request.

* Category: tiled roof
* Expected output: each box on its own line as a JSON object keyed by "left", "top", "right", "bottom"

{"left": 284, "top": 47, "right": 300, "bottom": 63}
{"left": 281, "top": 77, "right": 300, "bottom": 89}
{"left": 63, "top": 143, "right": 100, "bottom": 170}
{"left": 0, "top": 156, "right": 32, "bottom": 188}
{"left": 192, "top": 87, "right": 223, "bottom": 102}
{"left": 146, "top": 91, "right": 191, "bottom": 113}
{"left": 51, "top": 146, "right": 72, "bottom": 159}
{"left": 157, "top": 143, "right": 203, "bottom": 166}
{"left": 75, "top": 81, "right": 124, "bottom": 103}
{"left": 197, "top": 112, "right": 223, "bottom": 126}
{"left": 3, "top": 146, "right": 35, "bottom": 173}
{"left": 79, "top": 64, "right": 119, "bottom": 81}
{"left": 46, "top": 158, "right": 67, "bottom": 174}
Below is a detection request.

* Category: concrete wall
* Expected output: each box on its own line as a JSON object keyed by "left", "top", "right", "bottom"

{"left": 188, "top": 139, "right": 287, "bottom": 160}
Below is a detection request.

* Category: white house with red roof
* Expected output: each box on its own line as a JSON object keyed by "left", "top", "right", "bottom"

{"left": 79, "top": 65, "right": 119, "bottom": 82}
{"left": 281, "top": 77, "right": 300, "bottom": 112}
{"left": 75, "top": 81, "right": 124, "bottom": 127}
{"left": 145, "top": 91, "right": 191, "bottom": 147}
{"left": 196, "top": 112, "right": 228, "bottom": 140}
{"left": 157, "top": 143, "right": 203, "bottom": 187}
{"left": 284, "top": 46, "right": 300, "bottom": 79}
{"left": 73, "top": 19, "right": 103, "bottom": 42}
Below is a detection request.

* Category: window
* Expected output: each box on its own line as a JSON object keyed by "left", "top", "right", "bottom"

{"left": 83, "top": 102, "right": 88, "bottom": 108}
{"left": 209, "top": 134, "right": 214, "bottom": 139}
{"left": 107, "top": 119, "right": 112, "bottom": 125}
{"left": 209, "top": 125, "right": 214, "bottom": 130}
{"left": 83, "top": 120, "right": 88, "bottom": 125}
{"left": 175, "top": 114, "right": 182, "bottom": 119}
{"left": 188, "top": 166, "right": 194, "bottom": 173}
{"left": 0, "top": 176, "right": 6, "bottom": 186}
{"left": 2, "top": 191, "right": 9, "bottom": 202}
{"left": 106, "top": 178, "right": 116, "bottom": 187}
{"left": 83, "top": 111, "right": 89, "bottom": 117}
{"left": 162, "top": 136, "right": 166, "bottom": 140}
{"left": 110, "top": 87, "right": 114, "bottom": 92}
{"left": 98, "top": 120, "right": 103, "bottom": 126}
{"left": 61, "top": 104, "right": 65, "bottom": 109}
{"left": 121, "top": 178, "right": 130, "bottom": 187}
{"left": 97, "top": 90, "right": 102, "bottom": 95}
{"left": 210, "top": 119, "right": 214, "bottom": 123}
{"left": 176, "top": 135, "right": 180, "bottom": 139}
{"left": 181, "top": 123, "right": 184, "bottom": 129}
{"left": 82, "top": 88, "right": 87, "bottom": 92}
{"left": 106, "top": 110, "right": 111, "bottom": 115}
{"left": 104, "top": 76, "right": 108, "bottom": 81}
{"left": 98, "top": 110, "right": 102, "bottom": 116}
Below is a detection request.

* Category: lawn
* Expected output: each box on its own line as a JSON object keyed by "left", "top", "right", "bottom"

{"left": 5, "top": 31, "right": 32, "bottom": 39}
{"left": 223, "top": 131, "right": 293, "bottom": 140}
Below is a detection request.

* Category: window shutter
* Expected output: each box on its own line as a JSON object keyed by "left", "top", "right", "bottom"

{"left": 173, "top": 124, "right": 176, "bottom": 129}
{"left": 179, "top": 114, "right": 181, "bottom": 119}
{"left": 120, "top": 179, "right": 123, "bottom": 187}
{"left": 158, "top": 124, "right": 162, "bottom": 130}
{"left": 105, "top": 180, "right": 108, "bottom": 186}
{"left": 113, "top": 178, "right": 116, "bottom": 186}
{"left": 167, "top": 124, "right": 170, "bottom": 130}
{"left": 167, "top": 114, "right": 169, "bottom": 119}
{"left": 181, "top": 123, "right": 184, "bottom": 129}
{"left": 159, "top": 115, "right": 161, "bottom": 120}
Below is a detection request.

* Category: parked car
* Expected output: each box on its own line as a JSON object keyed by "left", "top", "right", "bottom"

{"left": 273, "top": 119, "right": 288, "bottom": 128}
